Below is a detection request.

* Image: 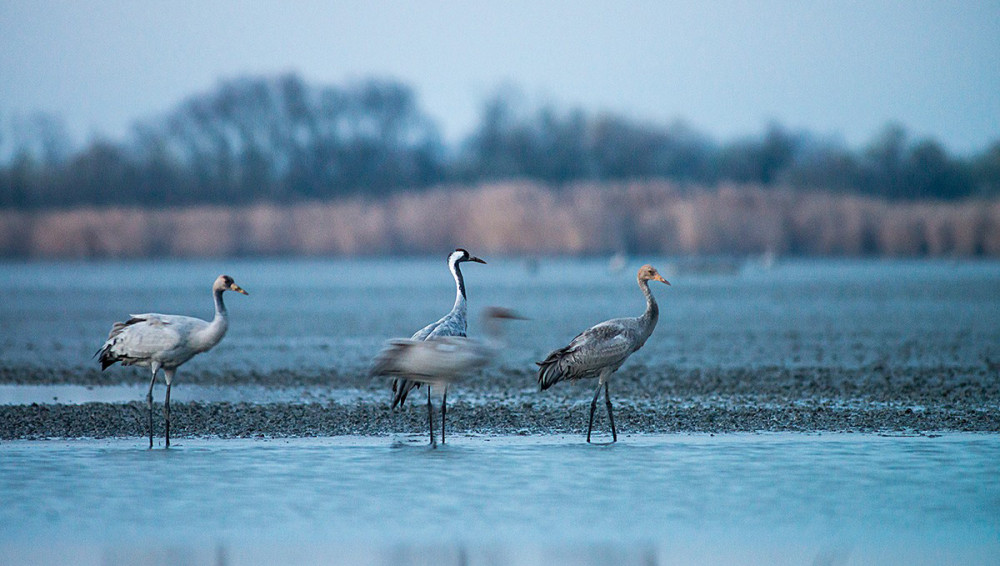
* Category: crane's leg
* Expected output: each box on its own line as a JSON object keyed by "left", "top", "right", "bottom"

{"left": 605, "top": 381, "right": 617, "bottom": 443}
{"left": 146, "top": 364, "right": 159, "bottom": 449}
{"left": 164, "top": 383, "right": 172, "bottom": 448}
{"left": 587, "top": 380, "right": 603, "bottom": 443}
{"left": 441, "top": 387, "right": 447, "bottom": 444}
{"left": 427, "top": 386, "right": 436, "bottom": 448}
{"left": 163, "top": 369, "right": 175, "bottom": 448}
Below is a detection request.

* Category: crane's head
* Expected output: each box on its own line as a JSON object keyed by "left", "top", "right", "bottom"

{"left": 214, "top": 274, "right": 249, "bottom": 295}
{"left": 451, "top": 248, "right": 487, "bottom": 265}
{"left": 482, "top": 306, "right": 528, "bottom": 321}
{"left": 480, "top": 306, "right": 528, "bottom": 339}
{"left": 637, "top": 264, "right": 670, "bottom": 286}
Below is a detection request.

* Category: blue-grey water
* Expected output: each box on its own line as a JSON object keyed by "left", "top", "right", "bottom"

{"left": 1, "top": 257, "right": 998, "bottom": 377}
{"left": 2, "top": 258, "right": 1000, "bottom": 564}
{"left": 2, "top": 434, "right": 999, "bottom": 565}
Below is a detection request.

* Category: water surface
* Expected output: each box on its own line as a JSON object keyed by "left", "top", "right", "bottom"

{"left": 1, "top": 257, "right": 998, "bottom": 380}
{"left": 2, "top": 259, "right": 999, "bottom": 564}
{"left": 1, "top": 434, "right": 997, "bottom": 564}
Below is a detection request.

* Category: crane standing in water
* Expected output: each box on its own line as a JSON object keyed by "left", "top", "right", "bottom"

{"left": 97, "top": 274, "right": 248, "bottom": 448}
{"left": 389, "top": 248, "right": 486, "bottom": 446}
{"left": 537, "top": 264, "right": 669, "bottom": 443}
{"left": 372, "top": 307, "right": 525, "bottom": 422}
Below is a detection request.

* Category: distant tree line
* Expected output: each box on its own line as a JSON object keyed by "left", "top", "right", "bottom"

{"left": 1, "top": 73, "right": 998, "bottom": 209}
{"left": 4, "top": 182, "right": 998, "bottom": 258}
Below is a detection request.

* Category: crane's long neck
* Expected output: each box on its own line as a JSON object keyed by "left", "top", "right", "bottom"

{"left": 200, "top": 288, "right": 230, "bottom": 350}
{"left": 482, "top": 317, "right": 509, "bottom": 351}
{"left": 637, "top": 278, "right": 659, "bottom": 341}
{"left": 450, "top": 258, "right": 467, "bottom": 314}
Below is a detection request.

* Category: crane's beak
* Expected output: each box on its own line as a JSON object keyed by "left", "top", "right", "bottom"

{"left": 231, "top": 283, "right": 249, "bottom": 295}
{"left": 470, "top": 256, "right": 487, "bottom": 264}
{"left": 655, "top": 274, "right": 670, "bottom": 285}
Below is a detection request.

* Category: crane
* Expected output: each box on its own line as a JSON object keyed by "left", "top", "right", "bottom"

{"left": 97, "top": 274, "right": 248, "bottom": 448}
{"left": 390, "top": 248, "right": 485, "bottom": 445}
{"left": 536, "top": 265, "right": 669, "bottom": 443}
{"left": 372, "top": 306, "right": 524, "bottom": 394}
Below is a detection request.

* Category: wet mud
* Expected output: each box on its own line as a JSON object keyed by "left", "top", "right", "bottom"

{"left": 2, "top": 364, "right": 997, "bottom": 440}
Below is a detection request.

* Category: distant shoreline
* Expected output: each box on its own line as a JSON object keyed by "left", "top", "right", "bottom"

{"left": 1, "top": 181, "right": 998, "bottom": 259}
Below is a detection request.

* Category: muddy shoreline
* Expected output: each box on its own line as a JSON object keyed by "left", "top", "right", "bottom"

{"left": 2, "top": 399, "right": 998, "bottom": 441}
{"left": 2, "top": 364, "right": 997, "bottom": 440}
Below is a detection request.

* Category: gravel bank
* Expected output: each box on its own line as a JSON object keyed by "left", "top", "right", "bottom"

{"left": 1, "top": 364, "right": 997, "bottom": 440}
{"left": 1, "top": 398, "right": 998, "bottom": 441}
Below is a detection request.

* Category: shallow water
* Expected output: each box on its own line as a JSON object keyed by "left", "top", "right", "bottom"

{"left": 1, "top": 434, "right": 998, "bottom": 565}
{"left": 1, "top": 257, "right": 999, "bottom": 381}
{"left": 0, "top": 383, "right": 379, "bottom": 405}
{"left": 2, "top": 259, "right": 999, "bottom": 563}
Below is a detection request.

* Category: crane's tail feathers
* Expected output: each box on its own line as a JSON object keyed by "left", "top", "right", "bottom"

{"left": 96, "top": 318, "right": 143, "bottom": 371}
{"left": 372, "top": 342, "right": 423, "bottom": 409}
{"left": 390, "top": 378, "right": 420, "bottom": 409}
{"left": 96, "top": 342, "right": 121, "bottom": 371}
{"left": 106, "top": 318, "right": 143, "bottom": 340}
{"left": 536, "top": 347, "right": 572, "bottom": 391}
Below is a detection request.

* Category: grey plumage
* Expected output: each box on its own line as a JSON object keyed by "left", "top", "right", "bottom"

{"left": 97, "top": 274, "right": 248, "bottom": 448}
{"left": 386, "top": 248, "right": 485, "bottom": 445}
{"left": 372, "top": 307, "right": 524, "bottom": 389}
{"left": 536, "top": 264, "right": 669, "bottom": 442}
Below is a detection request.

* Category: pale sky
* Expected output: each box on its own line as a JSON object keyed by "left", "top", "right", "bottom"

{"left": 1, "top": 1, "right": 998, "bottom": 154}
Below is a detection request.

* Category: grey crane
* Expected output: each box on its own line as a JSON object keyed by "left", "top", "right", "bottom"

{"left": 97, "top": 274, "right": 248, "bottom": 448}
{"left": 536, "top": 264, "right": 669, "bottom": 443}
{"left": 389, "top": 248, "right": 486, "bottom": 445}
{"left": 372, "top": 306, "right": 524, "bottom": 394}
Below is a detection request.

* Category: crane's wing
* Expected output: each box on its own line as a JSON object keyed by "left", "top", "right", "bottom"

{"left": 537, "top": 320, "right": 637, "bottom": 389}
{"left": 411, "top": 311, "right": 467, "bottom": 340}
{"left": 415, "top": 337, "right": 488, "bottom": 375}
{"left": 97, "top": 313, "right": 199, "bottom": 369}
{"left": 372, "top": 337, "right": 482, "bottom": 383}
{"left": 393, "top": 310, "right": 468, "bottom": 407}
